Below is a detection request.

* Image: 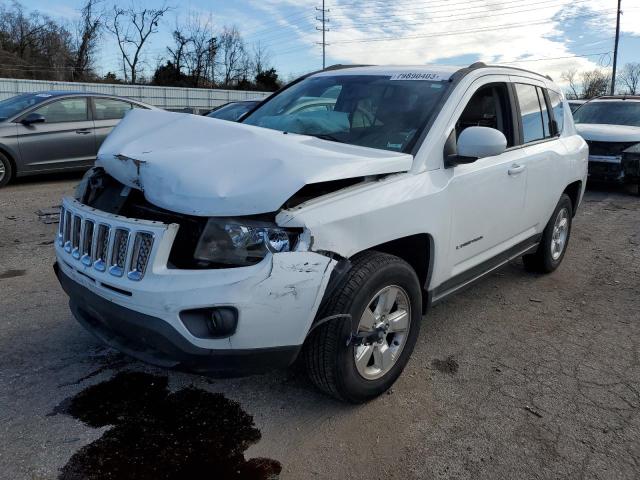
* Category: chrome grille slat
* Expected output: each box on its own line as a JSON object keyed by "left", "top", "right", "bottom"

{"left": 108, "top": 228, "right": 129, "bottom": 277}
{"left": 128, "top": 232, "right": 154, "bottom": 281}
{"left": 94, "top": 224, "right": 111, "bottom": 272}
{"left": 57, "top": 207, "right": 65, "bottom": 245}
{"left": 81, "top": 220, "right": 95, "bottom": 266}
{"left": 71, "top": 215, "right": 82, "bottom": 259}
{"left": 63, "top": 210, "right": 72, "bottom": 252}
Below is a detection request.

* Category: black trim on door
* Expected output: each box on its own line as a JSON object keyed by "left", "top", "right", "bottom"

{"left": 429, "top": 233, "right": 542, "bottom": 305}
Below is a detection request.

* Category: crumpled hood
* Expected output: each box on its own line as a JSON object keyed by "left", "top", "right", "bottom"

{"left": 96, "top": 109, "right": 413, "bottom": 216}
{"left": 576, "top": 123, "right": 640, "bottom": 143}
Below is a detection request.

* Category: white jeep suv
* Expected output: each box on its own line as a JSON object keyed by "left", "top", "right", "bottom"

{"left": 54, "top": 63, "right": 588, "bottom": 402}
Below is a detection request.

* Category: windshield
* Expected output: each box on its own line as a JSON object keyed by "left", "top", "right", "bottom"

{"left": 243, "top": 74, "right": 450, "bottom": 153}
{"left": 573, "top": 101, "right": 640, "bottom": 127}
{"left": 207, "top": 102, "right": 257, "bottom": 122}
{"left": 0, "top": 93, "right": 53, "bottom": 121}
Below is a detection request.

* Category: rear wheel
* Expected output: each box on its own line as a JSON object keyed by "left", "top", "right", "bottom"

{"left": 523, "top": 193, "right": 573, "bottom": 273}
{"left": 0, "top": 153, "right": 12, "bottom": 188}
{"left": 303, "top": 251, "right": 422, "bottom": 403}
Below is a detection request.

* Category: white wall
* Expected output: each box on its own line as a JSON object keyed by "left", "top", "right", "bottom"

{"left": 0, "top": 78, "right": 270, "bottom": 111}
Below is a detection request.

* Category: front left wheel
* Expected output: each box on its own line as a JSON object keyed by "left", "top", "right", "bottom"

{"left": 302, "top": 251, "right": 422, "bottom": 403}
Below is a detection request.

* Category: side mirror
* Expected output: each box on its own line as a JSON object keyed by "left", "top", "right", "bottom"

{"left": 449, "top": 126, "right": 507, "bottom": 166}
{"left": 20, "top": 112, "right": 46, "bottom": 125}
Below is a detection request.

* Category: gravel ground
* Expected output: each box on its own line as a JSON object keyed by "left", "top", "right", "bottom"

{"left": 0, "top": 174, "right": 638, "bottom": 480}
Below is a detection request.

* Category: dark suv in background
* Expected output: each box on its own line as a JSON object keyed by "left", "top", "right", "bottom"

{"left": 0, "top": 91, "right": 155, "bottom": 187}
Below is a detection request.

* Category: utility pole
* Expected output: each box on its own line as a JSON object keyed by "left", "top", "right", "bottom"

{"left": 316, "top": 1, "right": 329, "bottom": 69}
{"left": 611, "top": 0, "right": 622, "bottom": 95}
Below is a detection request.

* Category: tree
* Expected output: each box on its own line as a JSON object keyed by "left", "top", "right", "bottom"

{"left": 102, "top": 71, "right": 120, "bottom": 83}
{"left": 166, "top": 29, "right": 190, "bottom": 76}
{"left": 619, "top": 62, "right": 640, "bottom": 95}
{"left": 0, "top": 1, "right": 76, "bottom": 80}
{"left": 251, "top": 41, "right": 271, "bottom": 79}
{"left": 561, "top": 69, "right": 580, "bottom": 99}
{"left": 73, "top": 0, "right": 103, "bottom": 81}
{"left": 152, "top": 60, "right": 187, "bottom": 86}
{"left": 217, "top": 26, "right": 248, "bottom": 86}
{"left": 255, "top": 68, "right": 280, "bottom": 91}
{"left": 108, "top": 3, "right": 170, "bottom": 84}
{"left": 581, "top": 69, "right": 610, "bottom": 99}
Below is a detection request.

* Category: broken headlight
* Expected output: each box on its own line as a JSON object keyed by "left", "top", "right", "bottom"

{"left": 194, "top": 218, "right": 298, "bottom": 267}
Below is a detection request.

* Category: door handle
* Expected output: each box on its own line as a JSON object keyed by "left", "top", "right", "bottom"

{"left": 75, "top": 129, "right": 91, "bottom": 135}
{"left": 508, "top": 164, "right": 525, "bottom": 176}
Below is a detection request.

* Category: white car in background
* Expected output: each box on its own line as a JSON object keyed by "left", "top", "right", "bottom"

{"left": 54, "top": 63, "right": 587, "bottom": 402}
{"left": 573, "top": 95, "right": 640, "bottom": 193}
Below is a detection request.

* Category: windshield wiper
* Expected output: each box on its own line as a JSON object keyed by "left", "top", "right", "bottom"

{"left": 310, "top": 133, "right": 345, "bottom": 143}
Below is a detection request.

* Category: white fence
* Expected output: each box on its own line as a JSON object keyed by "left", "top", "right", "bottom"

{"left": 0, "top": 78, "right": 271, "bottom": 111}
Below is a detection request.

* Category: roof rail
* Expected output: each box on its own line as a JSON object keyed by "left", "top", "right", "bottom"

{"left": 323, "top": 64, "right": 372, "bottom": 71}
{"left": 467, "top": 61, "right": 487, "bottom": 69}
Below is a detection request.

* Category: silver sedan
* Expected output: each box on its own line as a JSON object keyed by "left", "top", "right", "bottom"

{"left": 0, "top": 91, "right": 155, "bottom": 187}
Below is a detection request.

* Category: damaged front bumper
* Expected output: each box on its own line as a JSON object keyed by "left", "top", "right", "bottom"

{"left": 54, "top": 198, "right": 336, "bottom": 374}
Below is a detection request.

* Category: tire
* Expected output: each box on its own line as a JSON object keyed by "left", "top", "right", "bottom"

{"left": 523, "top": 193, "right": 573, "bottom": 273}
{"left": 302, "top": 251, "right": 422, "bottom": 403}
{"left": 0, "top": 152, "right": 12, "bottom": 188}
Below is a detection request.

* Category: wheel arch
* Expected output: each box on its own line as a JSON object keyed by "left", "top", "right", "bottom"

{"left": 563, "top": 180, "right": 582, "bottom": 217}
{"left": 0, "top": 144, "right": 18, "bottom": 180}
{"left": 314, "top": 233, "right": 434, "bottom": 321}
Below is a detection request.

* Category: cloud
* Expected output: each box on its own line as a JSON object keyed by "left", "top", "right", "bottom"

{"left": 264, "top": 0, "right": 637, "bottom": 86}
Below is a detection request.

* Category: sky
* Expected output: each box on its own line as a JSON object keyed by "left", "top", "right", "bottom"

{"left": 17, "top": 0, "right": 640, "bottom": 88}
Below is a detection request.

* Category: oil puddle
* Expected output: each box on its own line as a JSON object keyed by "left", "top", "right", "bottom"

{"left": 51, "top": 371, "right": 281, "bottom": 479}
{"left": 431, "top": 355, "right": 459, "bottom": 375}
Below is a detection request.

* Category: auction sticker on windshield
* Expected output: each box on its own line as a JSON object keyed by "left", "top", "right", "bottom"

{"left": 389, "top": 72, "right": 446, "bottom": 81}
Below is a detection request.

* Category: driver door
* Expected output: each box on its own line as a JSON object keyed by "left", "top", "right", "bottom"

{"left": 445, "top": 78, "right": 529, "bottom": 280}
{"left": 16, "top": 96, "right": 95, "bottom": 174}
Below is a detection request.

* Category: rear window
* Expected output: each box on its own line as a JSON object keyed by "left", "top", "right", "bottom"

{"left": 94, "top": 98, "right": 133, "bottom": 120}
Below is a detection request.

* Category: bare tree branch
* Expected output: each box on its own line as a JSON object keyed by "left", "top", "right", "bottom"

{"left": 619, "top": 63, "right": 640, "bottom": 95}
{"left": 107, "top": 3, "right": 170, "bottom": 84}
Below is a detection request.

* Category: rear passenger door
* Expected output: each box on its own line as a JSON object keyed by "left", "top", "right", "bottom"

{"left": 16, "top": 96, "right": 95, "bottom": 173}
{"left": 510, "top": 78, "right": 568, "bottom": 234}
{"left": 91, "top": 97, "right": 136, "bottom": 152}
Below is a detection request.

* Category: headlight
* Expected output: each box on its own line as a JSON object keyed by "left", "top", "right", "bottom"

{"left": 194, "top": 218, "right": 298, "bottom": 266}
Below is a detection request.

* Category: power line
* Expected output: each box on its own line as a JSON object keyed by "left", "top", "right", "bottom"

{"left": 330, "top": 10, "right": 615, "bottom": 45}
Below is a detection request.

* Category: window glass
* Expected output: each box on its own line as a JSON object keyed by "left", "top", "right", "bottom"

{"left": 537, "top": 87, "right": 551, "bottom": 138}
{"left": 547, "top": 90, "right": 564, "bottom": 133}
{"left": 243, "top": 75, "right": 450, "bottom": 153}
{"left": 456, "top": 83, "right": 515, "bottom": 147}
{"left": 0, "top": 93, "right": 50, "bottom": 120}
{"left": 207, "top": 102, "right": 255, "bottom": 121}
{"left": 34, "top": 98, "right": 88, "bottom": 123}
{"left": 94, "top": 98, "right": 133, "bottom": 120}
{"left": 515, "top": 84, "right": 544, "bottom": 143}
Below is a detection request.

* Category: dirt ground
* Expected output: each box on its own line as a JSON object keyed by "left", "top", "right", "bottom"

{"left": 0, "top": 174, "right": 639, "bottom": 480}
